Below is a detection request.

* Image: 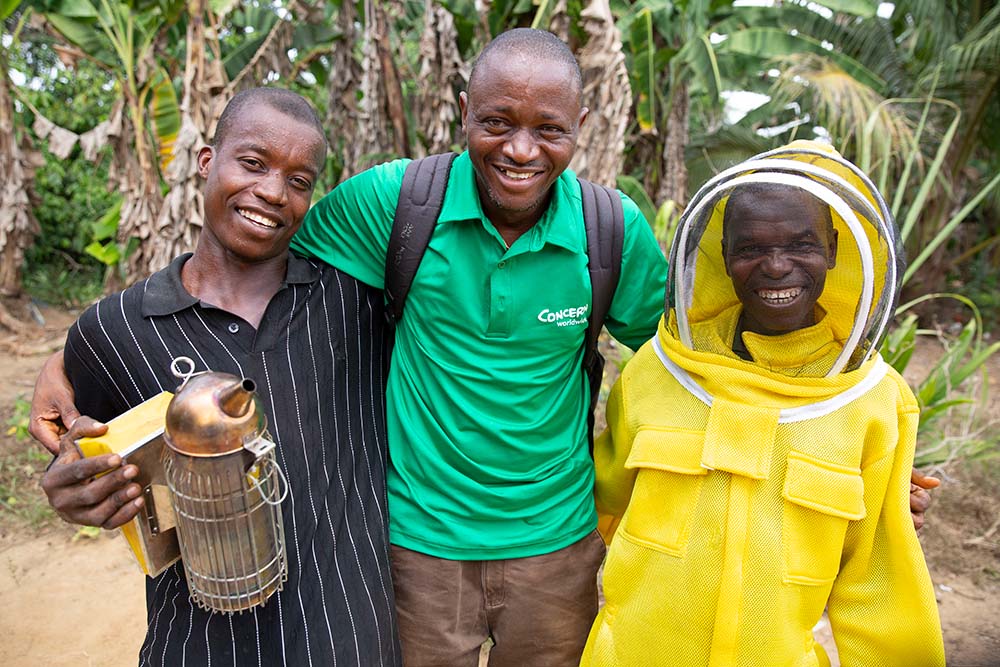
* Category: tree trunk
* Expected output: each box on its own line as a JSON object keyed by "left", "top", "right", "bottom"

{"left": 657, "top": 79, "right": 690, "bottom": 210}
{"left": 569, "top": 0, "right": 632, "bottom": 188}
{"left": 150, "top": 0, "right": 227, "bottom": 274}
{"left": 373, "top": 1, "right": 410, "bottom": 158}
{"left": 0, "top": 54, "right": 40, "bottom": 298}
{"left": 356, "top": 0, "right": 399, "bottom": 169}
{"left": 414, "top": 0, "right": 466, "bottom": 158}
{"left": 116, "top": 99, "right": 165, "bottom": 285}
{"left": 327, "top": 0, "right": 364, "bottom": 180}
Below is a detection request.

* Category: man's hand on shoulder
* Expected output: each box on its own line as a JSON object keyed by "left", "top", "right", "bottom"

{"left": 29, "top": 350, "right": 80, "bottom": 454}
{"left": 41, "top": 416, "right": 145, "bottom": 529}
{"left": 910, "top": 469, "right": 940, "bottom": 532}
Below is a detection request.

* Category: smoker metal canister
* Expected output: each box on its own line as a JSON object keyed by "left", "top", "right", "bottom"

{"left": 162, "top": 363, "right": 288, "bottom": 614}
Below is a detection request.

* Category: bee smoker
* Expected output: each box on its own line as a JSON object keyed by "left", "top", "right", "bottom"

{"left": 162, "top": 359, "right": 288, "bottom": 614}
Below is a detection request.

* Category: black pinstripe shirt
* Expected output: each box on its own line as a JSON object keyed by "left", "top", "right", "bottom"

{"left": 64, "top": 253, "right": 401, "bottom": 667}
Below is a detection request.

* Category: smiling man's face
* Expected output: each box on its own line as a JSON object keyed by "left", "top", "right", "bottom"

{"left": 197, "top": 102, "right": 325, "bottom": 264}
{"left": 722, "top": 187, "right": 838, "bottom": 336}
{"left": 459, "top": 54, "right": 587, "bottom": 230}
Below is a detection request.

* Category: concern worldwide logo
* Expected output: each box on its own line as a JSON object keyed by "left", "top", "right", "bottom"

{"left": 536, "top": 304, "right": 589, "bottom": 328}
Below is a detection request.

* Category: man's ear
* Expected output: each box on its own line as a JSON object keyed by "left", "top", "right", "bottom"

{"left": 827, "top": 228, "right": 839, "bottom": 269}
{"left": 196, "top": 145, "right": 214, "bottom": 178}
{"left": 577, "top": 106, "right": 590, "bottom": 130}
{"left": 458, "top": 91, "right": 469, "bottom": 132}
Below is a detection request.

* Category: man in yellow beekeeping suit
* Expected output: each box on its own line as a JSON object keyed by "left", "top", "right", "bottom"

{"left": 583, "top": 142, "right": 946, "bottom": 667}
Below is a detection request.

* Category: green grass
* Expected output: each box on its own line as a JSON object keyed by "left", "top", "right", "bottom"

{"left": 1, "top": 396, "right": 57, "bottom": 528}
{"left": 23, "top": 262, "right": 105, "bottom": 309}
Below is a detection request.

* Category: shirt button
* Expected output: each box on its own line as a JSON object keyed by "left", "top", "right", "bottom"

{"left": 228, "top": 323, "right": 240, "bottom": 334}
{"left": 498, "top": 260, "right": 506, "bottom": 268}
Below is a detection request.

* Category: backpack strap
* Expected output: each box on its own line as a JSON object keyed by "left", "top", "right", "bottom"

{"left": 578, "top": 178, "right": 625, "bottom": 444}
{"left": 384, "top": 152, "right": 457, "bottom": 326}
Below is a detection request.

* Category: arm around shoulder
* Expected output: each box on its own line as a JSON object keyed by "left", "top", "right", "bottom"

{"left": 290, "top": 159, "right": 411, "bottom": 288}
{"left": 29, "top": 349, "right": 79, "bottom": 455}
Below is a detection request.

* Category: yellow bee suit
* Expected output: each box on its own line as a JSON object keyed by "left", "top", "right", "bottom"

{"left": 583, "top": 142, "right": 945, "bottom": 667}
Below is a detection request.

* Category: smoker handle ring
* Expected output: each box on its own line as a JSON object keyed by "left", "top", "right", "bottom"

{"left": 249, "top": 456, "right": 289, "bottom": 507}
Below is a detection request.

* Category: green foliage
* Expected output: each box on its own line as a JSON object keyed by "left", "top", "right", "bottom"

{"left": 149, "top": 67, "right": 180, "bottom": 171}
{"left": 4, "top": 397, "right": 32, "bottom": 442}
{"left": 652, "top": 199, "right": 681, "bottom": 249}
{"left": 222, "top": 3, "right": 282, "bottom": 80}
{"left": 11, "top": 46, "right": 117, "bottom": 305}
{"left": 23, "top": 263, "right": 105, "bottom": 307}
{"left": 29, "top": 145, "right": 115, "bottom": 252}
{"left": 25, "top": 145, "right": 114, "bottom": 305}
{"left": 12, "top": 46, "right": 116, "bottom": 133}
{"left": 626, "top": 6, "right": 659, "bottom": 133}
{"left": 1, "top": 0, "right": 21, "bottom": 21}
{"left": 720, "top": 27, "right": 884, "bottom": 90}
{"left": 953, "top": 250, "right": 1000, "bottom": 332}
{"left": 616, "top": 174, "right": 657, "bottom": 226}
{"left": 883, "top": 296, "right": 1000, "bottom": 467}
{"left": 1, "top": 397, "right": 56, "bottom": 527}
{"left": 83, "top": 197, "right": 124, "bottom": 266}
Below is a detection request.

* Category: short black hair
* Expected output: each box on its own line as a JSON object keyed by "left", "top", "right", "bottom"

{"left": 722, "top": 182, "right": 834, "bottom": 242}
{"left": 213, "top": 87, "right": 327, "bottom": 156}
{"left": 469, "top": 28, "right": 582, "bottom": 102}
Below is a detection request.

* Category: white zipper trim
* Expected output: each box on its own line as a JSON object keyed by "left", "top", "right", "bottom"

{"left": 651, "top": 335, "right": 890, "bottom": 423}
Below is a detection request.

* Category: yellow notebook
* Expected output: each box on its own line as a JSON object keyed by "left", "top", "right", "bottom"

{"left": 77, "top": 391, "right": 180, "bottom": 577}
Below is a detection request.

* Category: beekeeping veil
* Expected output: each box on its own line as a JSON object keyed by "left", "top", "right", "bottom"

{"left": 665, "top": 141, "right": 903, "bottom": 377}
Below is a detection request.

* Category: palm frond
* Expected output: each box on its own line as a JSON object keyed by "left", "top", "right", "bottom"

{"left": 769, "top": 52, "right": 916, "bottom": 161}
{"left": 721, "top": 4, "right": 910, "bottom": 95}
{"left": 686, "top": 122, "right": 773, "bottom": 195}
{"left": 938, "top": 3, "right": 1000, "bottom": 77}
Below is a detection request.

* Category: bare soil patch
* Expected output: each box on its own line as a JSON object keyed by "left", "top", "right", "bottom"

{"left": 0, "top": 316, "right": 998, "bottom": 666}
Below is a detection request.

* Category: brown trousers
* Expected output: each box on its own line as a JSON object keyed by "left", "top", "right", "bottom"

{"left": 390, "top": 530, "right": 607, "bottom": 667}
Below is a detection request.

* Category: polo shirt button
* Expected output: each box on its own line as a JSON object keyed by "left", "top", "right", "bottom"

{"left": 228, "top": 323, "right": 240, "bottom": 333}
{"left": 498, "top": 261, "right": 506, "bottom": 268}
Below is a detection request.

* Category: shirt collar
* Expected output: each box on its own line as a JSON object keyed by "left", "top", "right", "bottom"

{"left": 438, "top": 151, "right": 584, "bottom": 254}
{"left": 141, "top": 251, "right": 320, "bottom": 317}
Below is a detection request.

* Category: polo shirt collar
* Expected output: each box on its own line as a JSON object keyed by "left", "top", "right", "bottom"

{"left": 439, "top": 151, "right": 584, "bottom": 254}
{"left": 141, "top": 251, "right": 320, "bottom": 317}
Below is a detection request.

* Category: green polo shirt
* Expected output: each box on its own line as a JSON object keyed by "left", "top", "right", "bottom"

{"left": 291, "top": 152, "right": 666, "bottom": 559}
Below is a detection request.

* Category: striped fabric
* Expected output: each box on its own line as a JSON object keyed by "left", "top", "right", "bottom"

{"left": 64, "top": 253, "right": 400, "bottom": 667}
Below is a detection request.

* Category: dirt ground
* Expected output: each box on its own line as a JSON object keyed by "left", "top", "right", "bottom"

{"left": 1, "top": 304, "right": 998, "bottom": 666}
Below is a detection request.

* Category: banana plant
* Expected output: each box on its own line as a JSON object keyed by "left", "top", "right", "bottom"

{"left": 614, "top": 0, "right": 730, "bottom": 207}
{"left": 1, "top": 1, "right": 41, "bottom": 297}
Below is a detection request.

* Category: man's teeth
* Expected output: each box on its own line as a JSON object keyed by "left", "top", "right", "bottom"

{"left": 758, "top": 288, "right": 802, "bottom": 304}
{"left": 502, "top": 169, "right": 533, "bottom": 180}
{"left": 239, "top": 209, "right": 278, "bottom": 228}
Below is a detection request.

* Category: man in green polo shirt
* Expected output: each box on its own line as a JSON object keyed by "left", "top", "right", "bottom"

{"left": 291, "top": 29, "right": 666, "bottom": 665}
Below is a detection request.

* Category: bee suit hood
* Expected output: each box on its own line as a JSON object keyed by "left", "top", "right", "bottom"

{"left": 662, "top": 140, "right": 903, "bottom": 379}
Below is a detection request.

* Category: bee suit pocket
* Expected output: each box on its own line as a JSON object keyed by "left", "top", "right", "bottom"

{"left": 781, "top": 450, "right": 865, "bottom": 586}
{"left": 620, "top": 428, "right": 708, "bottom": 557}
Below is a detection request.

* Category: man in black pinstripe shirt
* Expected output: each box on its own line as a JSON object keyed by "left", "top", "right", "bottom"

{"left": 39, "top": 88, "right": 401, "bottom": 666}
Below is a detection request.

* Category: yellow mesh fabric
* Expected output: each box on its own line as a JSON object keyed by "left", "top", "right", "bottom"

{"left": 690, "top": 303, "right": 845, "bottom": 377}
{"left": 586, "top": 338, "right": 946, "bottom": 666}
{"left": 587, "top": 140, "right": 943, "bottom": 665}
